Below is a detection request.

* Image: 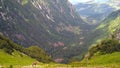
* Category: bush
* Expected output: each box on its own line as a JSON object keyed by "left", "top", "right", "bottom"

{"left": 0, "top": 39, "right": 14, "bottom": 54}
{"left": 89, "top": 38, "right": 120, "bottom": 58}
{"left": 24, "top": 46, "right": 53, "bottom": 63}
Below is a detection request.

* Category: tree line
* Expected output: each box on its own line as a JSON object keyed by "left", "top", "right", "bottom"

{"left": 0, "top": 35, "right": 53, "bottom": 63}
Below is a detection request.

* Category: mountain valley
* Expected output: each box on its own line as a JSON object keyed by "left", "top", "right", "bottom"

{"left": 0, "top": 0, "right": 120, "bottom": 67}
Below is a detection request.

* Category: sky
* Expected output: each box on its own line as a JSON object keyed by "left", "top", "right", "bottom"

{"left": 68, "top": 0, "right": 110, "bottom": 4}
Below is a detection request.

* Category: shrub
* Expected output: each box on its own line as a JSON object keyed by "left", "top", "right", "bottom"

{"left": 89, "top": 38, "right": 120, "bottom": 58}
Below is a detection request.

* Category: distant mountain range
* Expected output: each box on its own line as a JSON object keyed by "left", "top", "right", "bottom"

{"left": 86, "top": 0, "right": 120, "bottom": 9}
{"left": 107, "top": 0, "right": 120, "bottom": 9}
{"left": 75, "top": 0, "right": 120, "bottom": 24}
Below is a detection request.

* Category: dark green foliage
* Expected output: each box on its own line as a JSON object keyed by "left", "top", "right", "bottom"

{"left": 24, "top": 46, "right": 52, "bottom": 63}
{"left": 89, "top": 38, "right": 120, "bottom": 58}
{"left": 0, "top": 35, "right": 52, "bottom": 63}
{"left": 0, "top": 35, "right": 14, "bottom": 54}
{"left": 10, "top": 65, "right": 13, "bottom": 68}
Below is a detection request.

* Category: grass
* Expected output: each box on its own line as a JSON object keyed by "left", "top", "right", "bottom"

{"left": 0, "top": 49, "right": 120, "bottom": 68}
{"left": 70, "top": 52, "right": 120, "bottom": 67}
{"left": 86, "top": 52, "right": 120, "bottom": 65}
{"left": 0, "top": 49, "right": 36, "bottom": 67}
{"left": 0, "top": 49, "right": 67, "bottom": 68}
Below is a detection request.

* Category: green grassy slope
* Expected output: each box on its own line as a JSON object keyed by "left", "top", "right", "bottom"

{"left": 70, "top": 52, "right": 120, "bottom": 67}
{"left": 0, "top": 50, "right": 36, "bottom": 65}
{"left": 0, "top": 49, "right": 68, "bottom": 68}
{"left": 0, "top": 49, "right": 36, "bottom": 66}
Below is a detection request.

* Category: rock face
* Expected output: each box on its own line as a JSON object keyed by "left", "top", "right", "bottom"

{"left": 0, "top": 0, "right": 88, "bottom": 63}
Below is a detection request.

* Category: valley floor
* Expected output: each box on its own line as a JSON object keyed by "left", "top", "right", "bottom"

{"left": 0, "top": 52, "right": 120, "bottom": 68}
{"left": 1, "top": 63, "right": 120, "bottom": 68}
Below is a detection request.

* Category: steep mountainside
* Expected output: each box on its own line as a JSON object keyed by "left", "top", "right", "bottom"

{"left": 85, "top": 9, "right": 120, "bottom": 47}
{"left": 95, "top": 9, "right": 120, "bottom": 40}
{"left": 0, "top": 0, "right": 88, "bottom": 63}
